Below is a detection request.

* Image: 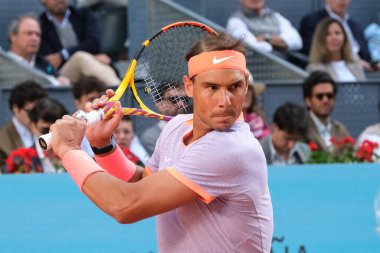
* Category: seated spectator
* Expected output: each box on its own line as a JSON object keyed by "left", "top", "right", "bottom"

{"left": 114, "top": 116, "right": 149, "bottom": 166}
{"left": 303, "top": 71, "right": 350, "bottom": 152}
{"left": 226, "top": 0, "right": 302, "bottom": 54}
{"left": 307, "top": 17, "right": 366, "bottom": 82}
{"left": 364, "top": 23, "right": 380, "bottom": 65}
{"left": 7, "top": 13, "right": 70, "bottom": 86}
{"left": 242, "top": 74, "right": 269, "bottom": 140}
{"left": 72, "top": 76, "right": 107, "bottom": 157}
{"left": 299, "top": 0, "right": 374, "bottom": 71}
{"left": 0, "top": 81, "right": 47, "bottom": 173}
{"left": 140, "top": 84, "right": 191, "bottom": 156}
{"left": 38, "top": 0, "right": 121, "bottom": 85}
{"left": 260, "top": 102, "right": 310, "bottom": 165}
{"left": 77, "top": 0, "right": 127, "bottom": 8}
{"left": 29, "top": 97, "right": 68, "bottom": 173}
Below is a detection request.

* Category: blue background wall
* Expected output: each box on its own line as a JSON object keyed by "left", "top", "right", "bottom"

{"left": 1, "top": 163, "right": 379, "bottom": 252}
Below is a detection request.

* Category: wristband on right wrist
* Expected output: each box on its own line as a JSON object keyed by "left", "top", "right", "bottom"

{"left": 91, "top": 136, "right": 116, "bottom": 155}
{"left": 95, "top": 145, "right": 136, "bottom": 182}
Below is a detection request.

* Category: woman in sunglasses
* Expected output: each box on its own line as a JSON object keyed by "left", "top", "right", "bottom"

{"left": 306, "top": 17, "right": 366, "bottom": 82}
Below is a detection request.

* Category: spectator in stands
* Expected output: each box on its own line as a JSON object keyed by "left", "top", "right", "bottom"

{"left": 39, "top": 0, "right": 121, "bottom": 85}
{"left": 114, "top": 116, "right": 146, "bottom": 166}
{"left": 364, "top": 23, "right": 380, "bottom": 65}
{"left": 303, "top": 71, "right": 350, "bottom": 152}
{"left": 307, "top": 17, "right": 366, "bottom": 82}
{"left": 29, "top": 97, "right": 68, "bottom": 173}
{"left": 7, "top": 13, "right": 70, "bottom": 86}
{"left": 0, "top": 81, "right": 47, "bottom": 173}
{"left": 242, "top": 73, "right": 269, "bottom": 140}
{"left": 77, "top": 0, "right": 127, "bottom": 8}
{"left": 140, "top": 84, "right": 191, "bottom": 156}
{"left": 299, "top": 0, "right": 375, "bottom": 71}
{"left": 226, "top": 0, "right": 302, "bottom": 54}
{"left": 72, "top": 76, "right": 107, "bottom": 157}
{"left": 260, "top": 102, "right": 310, "bottom": 165}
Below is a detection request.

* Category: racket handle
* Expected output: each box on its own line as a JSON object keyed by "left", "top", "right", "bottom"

{"left": 38, "top": 110, "right": 105, "bottom": 151}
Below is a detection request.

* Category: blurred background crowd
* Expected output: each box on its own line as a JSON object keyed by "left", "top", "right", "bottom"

{"left": 0, "top": 0, "right": 380, "bottom": 173}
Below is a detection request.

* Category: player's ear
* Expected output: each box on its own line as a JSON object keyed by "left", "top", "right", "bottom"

{"left": 183, "top": 75, "right": 193, "bottom": 98}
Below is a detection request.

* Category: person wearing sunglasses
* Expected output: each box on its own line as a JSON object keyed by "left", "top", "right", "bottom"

{"left": 0, "top": 81, "right": 47, "bottom": 173}
{"left": 29, "top": 97, "right": 68, "bottom": 173}
{"left": 303, "top": 71, "right": 351, "bottom": 152}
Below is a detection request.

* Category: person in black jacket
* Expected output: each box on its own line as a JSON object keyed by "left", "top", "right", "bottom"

{"left": 299, "top": 0, "right": 375, "bottom": 71}
{"left": 38, "top": 0, "right": 121, "bottom": 85}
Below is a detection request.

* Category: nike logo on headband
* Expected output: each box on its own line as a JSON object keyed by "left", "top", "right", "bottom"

{"left": 212, "top": 56, "right": 235, "bottom": 64}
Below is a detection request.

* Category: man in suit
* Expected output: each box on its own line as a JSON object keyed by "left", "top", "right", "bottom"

{"left": 303, "top": 71, "right": 350, "bottom": 152}
{"left": 260, "top": 102, "right": 310, "bottom": 165}
{"left": 38, "top": 0, "right": 121, "bottom": 85}
{"left": 0, "top": 81, "right": 47, "bottom": 173}
{"left": 7, "top": 14, "right": 70, "bottom": 85}
{"left": 299, "top": 0, "right": 374, "bottom": 70}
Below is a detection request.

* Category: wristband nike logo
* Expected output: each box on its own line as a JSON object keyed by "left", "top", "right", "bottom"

{"left": 212, "top": 56, "right": 235, "bottom": 64}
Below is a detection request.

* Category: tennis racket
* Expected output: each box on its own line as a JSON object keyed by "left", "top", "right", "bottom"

{"left": 39, "top": 21, "right": 217, "bottom": 150}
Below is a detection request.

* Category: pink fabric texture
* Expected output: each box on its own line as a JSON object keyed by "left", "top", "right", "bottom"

{"left": 62, "top": 150, "right": 105, "bottom": 192}
{"left": 95, "top": 145, "right": 136, "bottom": 182}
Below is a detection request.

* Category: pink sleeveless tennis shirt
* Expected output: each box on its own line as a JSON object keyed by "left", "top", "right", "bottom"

{"left": 147, "top": 114, "right": 273, "bottom": 252}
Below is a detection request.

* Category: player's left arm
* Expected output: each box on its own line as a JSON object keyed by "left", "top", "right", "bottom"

{"left": 82, "top": 168, "right": 200, "bottom": 224}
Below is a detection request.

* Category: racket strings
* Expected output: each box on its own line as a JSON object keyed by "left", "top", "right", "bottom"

{"left": 134, "top": 24, "right": 214, "bottom": 117}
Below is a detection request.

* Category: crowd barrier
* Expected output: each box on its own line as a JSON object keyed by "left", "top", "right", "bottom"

{"left": 0, "top": 163, "right": 379, "bottom": 253}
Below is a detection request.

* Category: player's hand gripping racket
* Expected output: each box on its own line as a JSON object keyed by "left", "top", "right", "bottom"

{"left": 39, "top": 21, "right": 217, "bottom": 150}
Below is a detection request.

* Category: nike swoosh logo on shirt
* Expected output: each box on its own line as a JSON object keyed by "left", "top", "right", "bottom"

{"left": 212, "top": 56, "right": 235, "bottom": 64}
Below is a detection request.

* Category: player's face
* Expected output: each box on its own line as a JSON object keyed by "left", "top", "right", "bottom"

{"left": 185, "top": 69, "right": 248, "bottom": 132}
{"left": 241, "top": 0, "right": 265, "bottom": 12}
{"left": 114, "top": 120, "right": 134, "bottom": 149}
{"left": 11, "top": 18, "right": 41, "bottom": 56}
{"left": 305, "top": 83, "right": 336, "bottom": 119}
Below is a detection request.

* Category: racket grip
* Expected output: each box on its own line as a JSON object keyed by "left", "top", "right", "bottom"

{"left": 38, "top": 109, "right": 105, "bottom": 151}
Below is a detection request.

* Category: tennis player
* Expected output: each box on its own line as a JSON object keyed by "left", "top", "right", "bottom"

{"left": 50, "top": 33, "right": 273, "bottom": 252}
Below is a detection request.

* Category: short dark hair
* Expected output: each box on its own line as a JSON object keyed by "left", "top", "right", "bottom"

{"left": 72, "top": 76, "right": 106, "bottom": 100}
{"left": 9, "top": 80, "right": 47, "bottom": 111}
{"left": 185, "top": 32, "right": 245, "bottom": 61}
{"left": 28, "top": 97, "right": 68, "bottom": 124}
{"left": 302, "top": 71, "right": 337, "bottom": 99}
{"left": 273, "top": 102, "right": 308, "bottom": 138}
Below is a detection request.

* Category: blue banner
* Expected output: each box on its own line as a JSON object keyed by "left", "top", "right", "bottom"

{"left": 0, "top": 163, "right": 379, "bottom": 252}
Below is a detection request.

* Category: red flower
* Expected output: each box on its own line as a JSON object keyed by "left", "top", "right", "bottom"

{"left": 308, "top": 141, "right": 319, "bottom": 151}
{"left": 6, "top": 147, "right": 42, "bottom": 173}
{"left": 343, "top": 136, "right": 356, "bottom": 145}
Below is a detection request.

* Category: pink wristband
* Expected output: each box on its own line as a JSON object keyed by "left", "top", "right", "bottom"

{"left": 94, "top": 145, "right": 136, "bottom": 182}
{"left": 62, "top": 150, "right": 106, "bottom": 192}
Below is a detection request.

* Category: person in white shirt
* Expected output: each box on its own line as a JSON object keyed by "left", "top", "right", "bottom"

{"left": 226, "top": 0, "right": 302, "bottom": 53}
{"left": 302, "top": 71, "right": 350, "bottom": 152}
{"left": 0, "top": 81, "right": 47, "bottom": 173}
